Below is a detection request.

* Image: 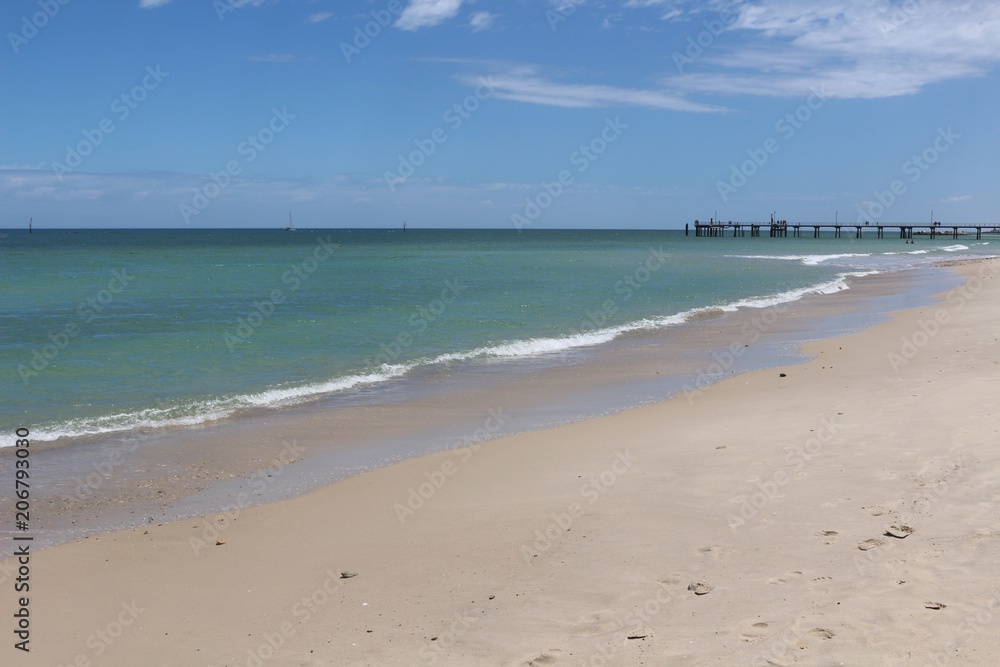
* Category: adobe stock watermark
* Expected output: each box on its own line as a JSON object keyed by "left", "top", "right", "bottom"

{"left": 887, "top": 262, "right": 995, "bottom": 371}
{"left": 568, "top": 245, "right": 670, "bottom": 336}
{"left": 7, "top": 0, "right": 72, "bottom": 53}
{"left": 672, "top": 1, "right": 742, "bottom": 72}
{"left": 853, "top": 450, "right": 968, "bottom": 579}
{"left": 17, "top": 268, "right": 135, "bottom": 385}
{"left": 419, "top": 605, "right": 484, "bottom": 664}
{"left": 878, "top": 0, "right": 921, "bottom": 36}
{"left": 384, "top": 78, "right": 496, "bottom": 192}
{"left": 727, "top": 414, "right": 841, "bottom": 531}
{"left": 53, "top": 600, "right": 145, "bottom": 667}
{"left": 60, "top": 434, "right": 147, "bottom": 507}
{"left": 520, "top": 450, "right": 637, "bottom": 561}
{"left": 546, "top": 0, "right": 586, "bottom": 30}
{"left": 179, "top": 107, "right": 295, "bottom": 224}
{"left": 214, "top": 0, "right": 267, "bottom": 21}
{"left": 717, "top": 86, "right": 828, "bottom": 202}
{"left": 584, "top": 582, "right": 679, "bottom": 665}
{"left": 682, "top": 304, "right": 790, "bottom": 403}
{"left": 235, "top": 566, "right": 347, "bottom": 666}
{"left": 51, "top": 65, "right": 169, "bottom": 181}
{"left": 749, "top": 618, "right": 817, "bottom": 667}
{"left": 223, "top": 236, "right": 338, "bottom": 351}
{"left": 189, "top": 440, "right": 305, "bottom": 555}
{"left": 511, "top": 116, "right": 628, "bottom": 231}
{"left": 365, "top": 278, "right": 468, "bottom": 369}
{"left": 855, "top": 127, "right": 959, "bottom": 223}
{"left": 927, "top": 592, "right": 1000, "bottom": 666}
{"left": 393, "top": 408, "right": 510, "bottom": 524}
{"left": 340, "top": 0, "right": 404, "bottom": 63}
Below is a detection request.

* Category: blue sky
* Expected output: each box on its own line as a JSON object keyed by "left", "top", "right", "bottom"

{"left": 2, "top": 0, "right": 999, "bottom": 229}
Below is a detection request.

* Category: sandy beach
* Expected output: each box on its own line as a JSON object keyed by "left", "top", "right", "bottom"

{"left": 4, "top": 259, "right": 1000, "bottom": 666}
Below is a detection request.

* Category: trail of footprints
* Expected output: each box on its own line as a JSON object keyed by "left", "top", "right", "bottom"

{"left": 518, "top": 483, "right": 940, "bottom": 665}
{"left": 738, "top": 621, "right": 836, "bottom": 644}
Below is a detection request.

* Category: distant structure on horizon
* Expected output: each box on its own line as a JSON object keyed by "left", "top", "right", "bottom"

{"left": 687, "top": 217, "right": 992, "bottom": 240}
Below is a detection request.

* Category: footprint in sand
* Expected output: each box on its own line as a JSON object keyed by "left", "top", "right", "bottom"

{"left": 864, "top": 505, "right": 885, "bottom": 516}
{"left": 739, "top": 622, "right": 771, "bottom": 644}
{"left": 816, "top": 530, "right": 841, "bottom": 545}
{"left": 687, "top": 582, "right": 714, "bottom": 595}
{"left": 767, "top": 571, "right": 803, "bottom": 585}
{"left": 657, "top": 574, "right": 684, "bottom": 588}
{"left": 526, "top": 649, "right": 562, "bottom": 666}
{"left": 809, "top": 627, "right": 835, "bottom": 640}
{"left": 697, "top": 545, "right": 734, "bottom": 559}
{"left": 807, "top": 577, "right": 833, "bottom": 594}
{"left": 573, "top": 611, "right": 623, "bottom": 636}
{"left": 885, "top": 524, "right": 915, "bottom": 539}
{"left": 858, "top": 538, "right": 884, "bottom": 551}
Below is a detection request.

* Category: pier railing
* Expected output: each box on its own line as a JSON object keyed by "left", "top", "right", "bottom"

{"left": 687, "top": 221, "right": 996, "bottom": 240}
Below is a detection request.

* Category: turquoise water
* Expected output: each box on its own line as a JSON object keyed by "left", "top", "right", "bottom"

{"left": 0, "top": 229, "right": 993, "bottom": 443}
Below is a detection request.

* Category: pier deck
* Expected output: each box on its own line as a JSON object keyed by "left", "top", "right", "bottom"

{"left": 687, "top": 220, "right": 996, "bottom": 240}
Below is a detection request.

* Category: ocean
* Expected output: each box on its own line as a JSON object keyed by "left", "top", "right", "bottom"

{"left": 0, "top": 228, "right": 993, "bottom": 445}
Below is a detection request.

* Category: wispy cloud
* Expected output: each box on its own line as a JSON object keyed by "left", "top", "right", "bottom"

{"left": 0, "top": 163, "right": 46, "bottom": 170}
{"left": 245, "top": 54, "right": 299, "bottom": 63}
{"left": 942, "top": 195, "right": 973, "bottom": 203}
{"left": 138, "top": 0, "right": 173, "bottom": 8}
{"left": 622, "top": 0, "right": 683, "bottom": 21}
{"left": 395, "top": 0, "right": 465, "bottom": 31}
{"left": 469, "top": 11, "right": 497, "bottom": 32}
{"left": 308, "top": 12, "right": 334, "bottom": 24}
{"left": 0, "top": 168, "right": 181, "bottom": 203}
{"left": 460, "top": 65, "right": 728, "bottom": 113}
{"left": 220, "top": 0, "right": 270, "bottom": 10}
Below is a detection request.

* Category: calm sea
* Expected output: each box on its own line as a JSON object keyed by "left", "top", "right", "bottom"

{"left": 0, "top": 228, "right": 993, "bottom": 444}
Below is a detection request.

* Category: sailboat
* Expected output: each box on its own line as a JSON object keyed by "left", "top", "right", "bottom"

{"left": 284, "top": 213, "right": 295, "bottom": 232}
{"left": 403, "top": 220, "right": 407, "bottom": 232}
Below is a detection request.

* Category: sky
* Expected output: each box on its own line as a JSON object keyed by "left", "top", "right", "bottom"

{"left": 1, "top": 0, "right": 999, "bottom": 229}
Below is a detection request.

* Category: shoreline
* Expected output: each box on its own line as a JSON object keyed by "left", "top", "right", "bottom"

{"left": 18, "top": 262, "right": 884, "bottom": 448}
{"left": 2, "top": 258, "right": 999, "bottom": 665}
{"left": 0, "top": 265, "right": 954, "bottom": 550}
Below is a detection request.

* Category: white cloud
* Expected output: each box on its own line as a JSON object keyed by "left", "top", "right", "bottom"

{"left": 656, "top": 0, "right": 1000, "bottom": 99}
{"left": 308, "top": 12, "right": 334, "bottom": 23}
{"left": 395, "top": 0, "right": 464, "bottom": 31}
{"left": 138, "top": 0, "right": 173, "bottom": 8}
{"left": 460, "top": 65, "right": 728, "bottom": 113}
{"left": 525, "top": 1, "right": 1000, "bottom": 107}
{"left": 942, "top": 195, "right": 973, "bottom": 203}
{"left": 469, "top": 11, "right": 497, "bottom": 32}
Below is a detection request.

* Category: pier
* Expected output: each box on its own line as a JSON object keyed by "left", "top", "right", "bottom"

{"left": 687, "top": 219, "right": 997, "bottom": 241}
